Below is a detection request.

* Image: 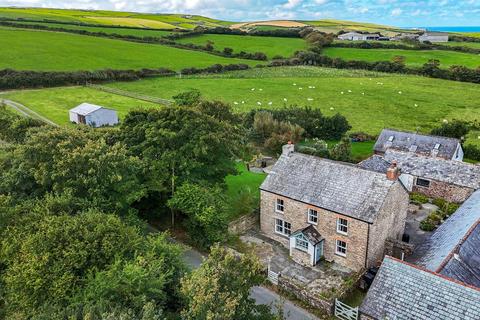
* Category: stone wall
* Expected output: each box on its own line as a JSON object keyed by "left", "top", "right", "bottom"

{"left": 260, "top": 190, "right": 370, "bottom": 272}
{"left": 384, "top": 238, "right": 414, "bottom": 258}
{"left": 290, "top": 247, "right": 311, "bottom": 266}
{"left": 367, "top": 181, "right": 409, "bottom": 268}
{"left": 278, "top": 276, "right": 335, "bottom": 315}
{"left": 413, "top": 179, "right": 473, "bottom": 203}
{"left": 228, "top": 210, "right": 259, "bottom": 235}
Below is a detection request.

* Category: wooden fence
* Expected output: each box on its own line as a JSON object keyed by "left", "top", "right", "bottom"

{"left": 86, "top": 84, "right": 173, "bottom": 105}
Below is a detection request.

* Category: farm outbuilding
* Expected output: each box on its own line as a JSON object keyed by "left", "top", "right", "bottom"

{"left": 69, "top": 103, "right": 119, "bottom": 128}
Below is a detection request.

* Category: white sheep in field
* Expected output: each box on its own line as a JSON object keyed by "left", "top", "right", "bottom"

{"left": 251, "top": 88, "right": 255, "bottom": 91}
{"left": 268, "top": 102, "right": 272, "bottom": 105}
{"left": 259, "top": 89, "right": 263, "bottom": 91}
{"left": 398, "top": 91, "right": 402, "bottom": 94}
{"left": 257, "top": 102, "right": 262, "bottom": 105}
{"left": 348, "top": 90, "right": 352, "bottom": 93}
{"left": 341, "top": 91, "right": 344, "bottom": 94}
{"left": 234, "top": 102, "right": 239, "bottom": 105}
{"left": 283, "top": 98, "right": 288, "bottom": 102}
{"left": 242, "top": 101, "right": 245, "bottom": 104}
{"left": 330, "top": 107, "right": 334, "bottom": 110}
{"left": 307, "top": 98, "right": 313, "bottom": 101}
{"left": 414, "top": 104, "right": 418, "bottom": 107}
{"left": 293, "top": 83, "right": 297, "bottom": 86}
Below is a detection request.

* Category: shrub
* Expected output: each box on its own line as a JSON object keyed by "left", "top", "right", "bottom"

{"left": 464, "top": 144, "right": 480, "bottom": 161}
{"left": 173, "top": 89, "right": 202, "bottom": 106}
{"left": 420, "top": 219, "right": 436, "bottom": 231}
{"left": 430, "top": 120, "right": 469, "bottom": 139}
{"left": 349, "top": 132, "right": 376, "bottom": 142}
{"left": 410, "top": 192, "right": 429, "bottom": 205}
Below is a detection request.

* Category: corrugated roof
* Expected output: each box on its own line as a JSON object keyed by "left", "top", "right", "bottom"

{"left": 411, "top": 190, "right": 480, "bottom": 272}
{"left": 360, "top": 257, "right": 480, "bottom": 320}
{"left": 260, "top": 152, "right": 400, "bottom": 223}
{"left": 69, "top": 103, "right": 104, "bottom": 116}
{"left": 374, "top": 129, "right": 460, "bottom": 160}
{"left": 384, "top": 150, "right": 480, "bottom": 189}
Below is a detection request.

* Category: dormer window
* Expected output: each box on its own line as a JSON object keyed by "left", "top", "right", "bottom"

{"left": 388, "top": 136, "right": 394, "bottom": 142}
{"left": 409, "top": 145, "right": 418, "bottom": 152}
{"left": 434, "top": 143, "right": 440, "bottom": 150}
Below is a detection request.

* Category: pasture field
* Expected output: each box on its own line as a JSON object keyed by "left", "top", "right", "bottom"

{"left": 1, "top": 87, "right": 160, "bottom": 125}
{"left": 176, "top": 34, "right": 307, "bottom": 58}
{"left": 6, "top": 21, "right": 175, "bottom": 37}
{"left": 0, "top": 8, "right": 228, "bottom": 29}
{"left": 0, "top": 27, "right": 258, "bottom": 71}
{"left": 442, "top": 41, "right": 480, "bottom": 49}
{"left": 322, "top": 47, "right": 480, "bottom": 69}
{"left": 4, "top": 66, "right": 480, "bottom": 146}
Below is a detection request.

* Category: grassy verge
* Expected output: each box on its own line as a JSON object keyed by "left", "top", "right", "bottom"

{"left": 224, "top": 162, "right": 266, "bottom": 221}
{"left": 322, "top": 47, "right": 480, "bottom": 68}
{"left": 0, "top": 27, "right": 258, "bottom": 71}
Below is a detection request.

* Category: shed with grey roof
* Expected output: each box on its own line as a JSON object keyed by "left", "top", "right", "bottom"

{"left": 374, "top": 128, "right": 463, "bottom": 161}
{"left": 337, "top": 32, "right": 381, "bottom": 41}
{"left": 359, "top": 256, "right": 480, "bottom": 320}
{"left": 419, "top": 31, "right": 449, "bottom": 43}
{"left": 69, "top": 103, "right": 119, "bottom": 128}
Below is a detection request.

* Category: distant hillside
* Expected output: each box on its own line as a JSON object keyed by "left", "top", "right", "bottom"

{"left": 0, "top": 7, "right": 411, "bottom": 34}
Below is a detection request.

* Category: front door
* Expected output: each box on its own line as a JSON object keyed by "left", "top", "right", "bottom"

{"left": 78, "top": 114, "right": 86, "bottom": 124}
{"left": 315, "top": 241, "right": 323, "bottom": 265}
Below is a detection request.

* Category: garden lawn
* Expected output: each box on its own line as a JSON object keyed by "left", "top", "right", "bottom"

{"left": 176, "top": 34, "right": 307, "bottom": 58}
{"left": 0, "top": 27, "right": 258, "bottom": 71}
{"left": 441, "top": 41, "right": 480, "bottom": 49}
{"left": 224, "top": 162, "right": 266, "bottom": 220}
{"left": 322, "top": 47, "right": 480, "bottom": 69}
{"left": 2, "top": 87, "right": 160, "bottom": 125}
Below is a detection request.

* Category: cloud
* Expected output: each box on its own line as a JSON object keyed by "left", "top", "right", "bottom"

{"left": 283, "top": 0, "right": 302, "bottom": 9}
{"left": 391, "top": 8, "right": 403, "bottom": 16}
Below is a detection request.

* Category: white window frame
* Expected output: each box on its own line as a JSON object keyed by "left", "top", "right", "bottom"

{"left": 308, "top": 208, "right": 318, "bottom": 225}
{"left": 335, "top": 240, "right": 347, "bottom": 257}
{"left": 275, "top": 218, "right": 291, "bottom": 237}
{"left": 276, "top": 198, "right": 285, "bottom": 213}
{"left": 416, "top": 178, "right": 431, "bottom": 188}
{"left": 337, "top": 218, "right": 348, "bottom": 235}
{"left": 295, "top": 234, "right": 309, "bottom": 252}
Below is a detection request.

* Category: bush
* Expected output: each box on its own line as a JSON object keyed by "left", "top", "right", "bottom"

{"left": 410, "top": 192, "right": 429, "bottom": 205}
{"left": 464, "top": 144, "right": 480, "bottom": 161}
{"left": 420, "top": 219, "right": 436, "bottom": 231}
{"left": 173, "top": 89, "right": 202, "bottom": 106}
{"left": 349, "top": 132, "right": 376, "bottom": 142}
{"left": 430, "top": 120, "right": 469, "bottom": 139}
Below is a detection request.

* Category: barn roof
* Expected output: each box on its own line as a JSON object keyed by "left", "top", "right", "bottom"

{"left": 374, "top": 128, "right": 460, "bottom": 159}
{"left": 358, "top": 155, "right": 392, "bottom": 173}
{"left": 359, "top": 257, "right": 480, "bottom": 320}
{"left": 410, "top": 190, "right": 480, "bottom": 274}
{"left": 260, "top": 152, "right": 401, "bottom": 223}
{"left": 384, "top": 150, "right": 480, "bottom": 189}
{"left": 70, "top": 103, "right": 105, "bottom": 116}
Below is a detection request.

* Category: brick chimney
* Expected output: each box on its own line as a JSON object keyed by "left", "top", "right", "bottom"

{"left": 386, "top": 161, "right": 400, "bottom": 181}
{"left": 282, "top": 141, "right": 295, "bottom": 157}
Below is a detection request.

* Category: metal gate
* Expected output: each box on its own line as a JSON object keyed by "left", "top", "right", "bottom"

{"left": 267, "top": 264, "right": 279, "bottom": 285}
{"left": 334, "top": 299, "right": 358, "bottom": 320}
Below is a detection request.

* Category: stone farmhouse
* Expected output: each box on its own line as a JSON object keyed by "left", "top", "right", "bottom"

{"left": 259, "top": 144, "right": 409, "bottom": 272}
{"left": 69, "top": 103, "right": 119, "bottom": 128}
{"left": 373, "top": 128, "right": 464, "bottom": 161}
{"left": 337, "top": 32, "right": 381, "bottom": 41}
{"left": 359, "top": 190, "right": 480, "bottom": 319}
{"left": 360, "top": 150, "right": 480, "bottom": 203}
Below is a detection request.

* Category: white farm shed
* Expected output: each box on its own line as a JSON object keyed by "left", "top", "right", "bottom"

{"left": 69, "top": 103, "right": 119, "bottom": 128}
{"left": 418, "top": 32, "right": 449, "bottom": 43}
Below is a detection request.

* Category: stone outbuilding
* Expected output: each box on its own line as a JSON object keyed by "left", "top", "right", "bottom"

{"left": 259, "top": 144, "right": 409, "bottom": 272}
{"left": 373, "top": 128, "right": 463, "bottom": 161}
{"left": 69, "top": 103, "right": 119, "bottom": 128}
{"left": 359, "top": 256, "right": 480, "bottom": 320}
{"left": 360, "top": 150, "right": 480, "bottom": 203}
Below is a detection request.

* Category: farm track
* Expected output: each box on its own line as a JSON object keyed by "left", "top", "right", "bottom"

{"left": 1, "top": 97, "right": 59, "bottom": 126}
{"left": 86, "top": 84, "right": 172, "bottom": 105}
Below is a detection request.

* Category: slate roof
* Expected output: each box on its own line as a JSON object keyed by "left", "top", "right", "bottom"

{"left": 70, "top": 103, "right": 105, "bottom": 116}
{"left": 384, "top": 150, "right": 480, "bottom": 189}
{"left": 292, "top": 225, "right": 324, "bottom": 245}
{"left": 260, "top": 152, "right": 400, "bottom": 223}
{"left": 359, "top": 257, "right": 480, "bottom": 320}
{"left": 374, "top": 129, "right": 460, "bottom": 159}
{"left": 358, "top": 155, "right": 392, "bottom": 173}
{"left": 411, "top": 190, "right": 480, "bottom": 273}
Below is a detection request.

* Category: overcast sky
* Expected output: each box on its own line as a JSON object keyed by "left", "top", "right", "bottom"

{"left": 1, "top": 0, "right": 479, "bottom": 26}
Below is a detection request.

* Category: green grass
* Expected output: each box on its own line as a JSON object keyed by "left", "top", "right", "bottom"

{"left": 225, "top": 162, "right": 266, "bottom": 220}
{"left": 442, "top": 41, "right": 480, "bottom": 49}
{"left": 4, "top": 66, "right": 480, "bottom": 147}
{"left": 176, "top": 34, "right": 307, "bottom": 58}
{"left": 0, "top": 8, "right": 228, "bottom": 29}
{"left": 2, "top": 87, "right": 160, "bottom": 125}
{"left": 6, "top": 21, "right": 175, "bottom": 37}
{"left": 0, "top": 27, "right": 258, "bottom": 71}
{"left": 322, "top": 47, "right": 480, "bottom": 69}
{"left": 301, "top": 139, "right": 376, "bottom": 161}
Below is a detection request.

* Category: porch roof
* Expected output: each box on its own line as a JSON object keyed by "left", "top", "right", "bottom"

{"left": 291, "top": 225, "right": 324, "bottom": 245}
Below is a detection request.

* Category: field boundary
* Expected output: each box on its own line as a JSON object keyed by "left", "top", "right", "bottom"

{"left": 86, "top": 84, "right": 173, "bottom": 105}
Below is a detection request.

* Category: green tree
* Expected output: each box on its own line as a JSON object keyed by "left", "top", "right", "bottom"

{"left": 430, "top": 119, "right": 469, "bottom": 139}
{"left": 168, "top": 183, "right": 228, "bottom": 248}
{"left": 173, "top": 89, "right": 202, "bottom": 106}
{"left": 330, "top": 136, "right": 352, "bottom": 162}
{"left": 180, "top": 245, "right": 280, "bottom": 320}
{"left": 0, "top": 105, "right": 45, "bottom": 143}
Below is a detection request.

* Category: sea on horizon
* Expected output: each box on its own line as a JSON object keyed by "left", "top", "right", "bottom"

{"left": 412, "top": 26, "right": 480, "bottom": 33}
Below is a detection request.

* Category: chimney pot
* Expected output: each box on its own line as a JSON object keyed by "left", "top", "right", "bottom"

{"left": 386, "top": 161, "right": 400, "bottom": 180}
{"left": 282, "top": 143, "right": 295, "bottom": 157}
